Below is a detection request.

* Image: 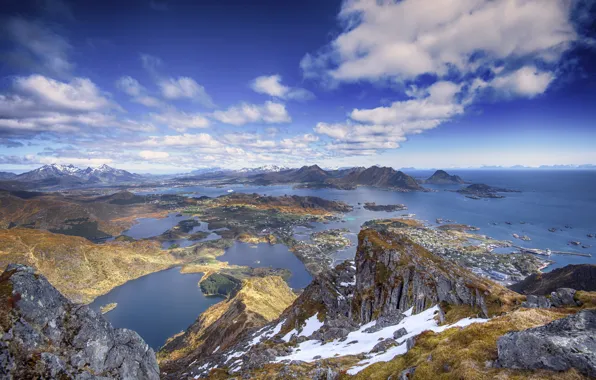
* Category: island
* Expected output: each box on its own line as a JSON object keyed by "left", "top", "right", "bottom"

{"left": 423, "top": 169, "right": 465, "bottom": 184}
{"left": 457, "top": 183, "right": 520, "bottom": 199}
{"left": 363, "top": 202, "right": 408, "bottom": 212}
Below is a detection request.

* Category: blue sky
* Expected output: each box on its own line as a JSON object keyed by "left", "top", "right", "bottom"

{"left": 0, "top": 0, "right": 595, "bottom": 173}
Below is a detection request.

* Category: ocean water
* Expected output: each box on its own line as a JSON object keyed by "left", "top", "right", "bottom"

{"left": 134, "top": 170, "right": 596, "bottom": 270}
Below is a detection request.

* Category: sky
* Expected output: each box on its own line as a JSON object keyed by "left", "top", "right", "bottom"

{"left": 0, "top": 0, "right": 595, "bottom": 173}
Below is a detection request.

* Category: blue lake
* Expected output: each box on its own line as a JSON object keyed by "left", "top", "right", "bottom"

{"left": 89, "top": 267, "right": 223, "bottom": 350}
{"left": 217, "top": 242, "right": 312, "bottom": 289}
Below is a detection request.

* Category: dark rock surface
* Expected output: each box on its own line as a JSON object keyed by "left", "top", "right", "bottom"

{"left": 371, "top": 338, "right": 397, "bottom": 353}
{"left": 0, "top": 264, "right": 159, "bottom": 380}
{"left": 497, "top": 309, "right": 596, "bottom": 377}
{"left": 521, "top": 295, "right": 551, "bottom": 308}
{"left": 550, "top": 288, "right": 580, "bottom": 307}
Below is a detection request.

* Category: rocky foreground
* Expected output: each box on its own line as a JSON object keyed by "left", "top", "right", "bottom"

{"left": 158, "top": 225, "right": 596, "bottom": 379}
{"left": 1, "top": 223, "right": 595, "bottom": 379}
{"left": 0, "top": 264, "right": 159, "bottom": 379}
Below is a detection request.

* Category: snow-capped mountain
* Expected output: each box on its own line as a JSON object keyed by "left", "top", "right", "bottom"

{"left": 14, "top": 164, "right": 141, "bottom": 184}
{"left": 237, "top": 165, "right": 290, "bottom": 173}
{"left": 76, "top": 164, "right": 142, "bottom": 183}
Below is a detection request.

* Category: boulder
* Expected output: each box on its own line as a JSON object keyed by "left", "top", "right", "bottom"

{"left": 497, "top": 309, "right": 596, "bottom": 377}
{"left": 550, "top": 288, "right": 579, "bottom": 307}
{"left": 393, "top": 327, "right": 408, "bottom": 340}
{"left": 521, "top": 295, "right": 551, "bottom": 308}
{"left": 371, "top": 338, "right": 397, "bottom": 353}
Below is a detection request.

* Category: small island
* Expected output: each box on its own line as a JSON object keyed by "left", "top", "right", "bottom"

{"left": 423, "top": 169, "right": 465, "bottom": 184}
{"left": 363, "top": 202, "right": 408, "bottom": 212}
{"left": 100, "top": 303, "right": 118, "bottom": 314}
{"left": 457, "top": 183, "right": 519, "bottom": 199}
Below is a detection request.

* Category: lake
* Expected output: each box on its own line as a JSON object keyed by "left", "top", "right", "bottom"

{"left": 89, "top": 267, "right": 223, "bottom": 350}
{"left": 217, "top": 242, "right": 312, "bottom": 289}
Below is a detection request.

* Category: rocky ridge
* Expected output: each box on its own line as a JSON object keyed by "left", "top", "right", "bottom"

{"left": 0, "top": 264, "right": 159, "bottom": 379}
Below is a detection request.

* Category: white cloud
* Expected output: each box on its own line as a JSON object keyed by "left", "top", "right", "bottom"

{"left": 116, "top": 76, "right": 163, "bottom": 108}
{"left": 116, "top": 76, "right": 143, "bottom": 97}
{"left": 304, "top": 0, "right": 576, "bottom": 84}
{"left": 251, "top": 75, "right": 289, "bottom": 97}
{"left": 351, "top": 81, "right": 463, "bottom": 125}
{"left": 14, "top": 75, "right": 113, "bottom": 112}
{"left": 139, "top": 150, "right": 170, "bottom": 160}
{"left": 158, "top": 77, "right": 214, "bottom": 107}
{"left": 251, "top": 75, "right": 314, "bottom": 101}
{"left": 151, "top": 110, "right": 210, "bottom": 132}
{"left": 134, "top": 133, "right": 223, "bottom": 148}
{"left": 489, "top": 66, "right": 555, "bottom": 98}
{"left": 314, "top": 81, "right": 464, "bottom": 155}
{"left": 212, "top": 101, "right": 291, "bottom": 126}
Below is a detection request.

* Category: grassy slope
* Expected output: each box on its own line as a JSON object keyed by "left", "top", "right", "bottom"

{"left": 159, "top": 275, "right": 296, "bottom": 364}
{"left": 0, "top": 228, "right": 178, "bottom": 303}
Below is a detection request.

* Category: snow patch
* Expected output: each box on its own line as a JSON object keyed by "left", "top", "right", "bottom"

{"left": 273, "top": 305, "right": 488, "bottom": 375}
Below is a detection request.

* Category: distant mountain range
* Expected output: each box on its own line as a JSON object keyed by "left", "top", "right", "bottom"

{"left": 244, "top": 164, "right": 425, "bottom": 191}
{"left": 9, "top": 164, "right": 142, "bottom": 186}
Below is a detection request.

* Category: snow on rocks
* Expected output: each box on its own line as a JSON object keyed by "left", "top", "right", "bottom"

{"left": 282, "top": 313, "right": 324, "bottom": 342}
{"left": 273, "top": 305, "right": 488, "bottom": 375}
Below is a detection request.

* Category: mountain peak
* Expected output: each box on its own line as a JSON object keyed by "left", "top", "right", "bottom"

{"left": 426, "top": 169, "right": 465, "bottom": 184}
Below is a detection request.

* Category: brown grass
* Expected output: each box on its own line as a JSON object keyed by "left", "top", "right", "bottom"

{"left": 350, "top": 308, "right": 586, "bottom": 380}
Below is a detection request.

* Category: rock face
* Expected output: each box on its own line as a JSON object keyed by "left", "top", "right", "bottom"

{"left": 497, "top": 309, "right": 596, "bottom": 377}
{"left": 0, "top": 264, "right": 159, "bottom": 380}
{"left": 509, "top": 264, "right": 596, "bottom": 295}
{"left": 351, "top": 228, "right": 515, "bottom": 324}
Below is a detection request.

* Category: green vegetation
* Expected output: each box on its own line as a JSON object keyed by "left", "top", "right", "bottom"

{"left": 199, "top": 273, "right": 241, "bottom": 297}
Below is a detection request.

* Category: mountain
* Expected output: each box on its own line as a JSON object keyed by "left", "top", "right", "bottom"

{"left": 0, "top": 172, "right": 16, "bottom": 180}
{"left": 13, "top": 164, "right": 141, "bottom": 186}
{"left": 251, "top": 164, "right": 330, "bottom": 185}
{"left": 424, "top": 169, "right": 465, "bottom": 184}
{"left": 330, "top": 165, "right": 423, "bottom": 191}
{"left": 15, "top": 164, "right": 81, "bottom": 182}
{"left": 237, "top": 165, "right": 289, "bottom": 173}
{"left": 76, "top": 164, "right": 142, "bottom": 183}
{"left": 249, "top": 165, "right": 423, "bottom": 192}
{"left": 0, "top": 264, "right": 159, "bottom": 379}
{"left": 508, "top": 264, "right": 596, "bottom": 295}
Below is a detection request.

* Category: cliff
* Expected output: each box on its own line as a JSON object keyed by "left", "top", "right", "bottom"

{"left": 0, "top": 264, "right": 159, "bottom": 379}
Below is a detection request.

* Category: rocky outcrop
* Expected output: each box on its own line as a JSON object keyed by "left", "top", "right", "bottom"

{"left": 497, "top": 309, "right": 596, "bottom": 377}
{"left": 351, "top": 228, "right": 519, "bottom": 324}
{"left": 509, "top": 264, "right": 596, "bottom": 295}
{"left": 0, "top": 264, "right": 159, "bottom": 379}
